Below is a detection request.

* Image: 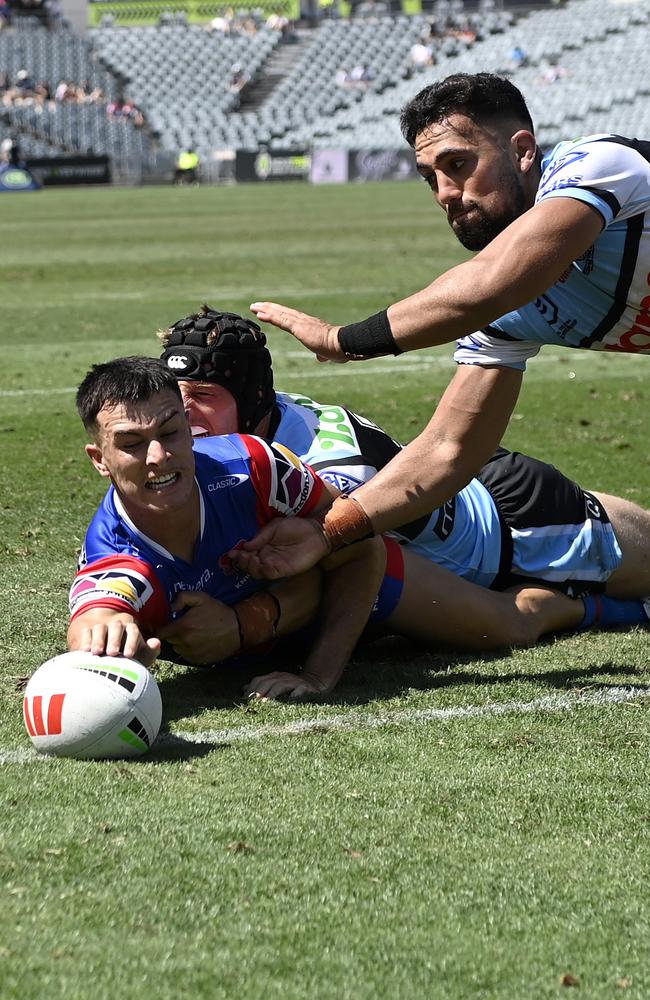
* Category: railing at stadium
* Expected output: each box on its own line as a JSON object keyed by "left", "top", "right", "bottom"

{"left": 88, "top": 0, "right": 299, "bottom": 27}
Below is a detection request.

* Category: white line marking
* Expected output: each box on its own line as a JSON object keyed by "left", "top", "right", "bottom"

{"left": 3, "top": 686, "right": 648, "bottom": 764}
{"left": 0, "top": 351, "right": 639, "bottom": 397}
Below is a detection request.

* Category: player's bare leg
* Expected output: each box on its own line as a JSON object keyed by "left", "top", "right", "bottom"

{"left": 593, "top": 492, "right": 650, "bottom": 598}
{"left": 383, "top": 548, "right": 583, "bottom": 651}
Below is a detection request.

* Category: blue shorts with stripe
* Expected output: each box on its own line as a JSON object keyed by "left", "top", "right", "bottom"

{"left": 478, "top": 448, "right": 622, "bottom": 595}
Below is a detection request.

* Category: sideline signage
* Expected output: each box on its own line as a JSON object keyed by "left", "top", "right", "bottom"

{"left": 0, "top": 163, "right": 40, "bottom": 192}
{"left": 236, "top": 150, "right": 310, "bottom": 182}
{"left": 26, "top": 155, "right": 112, "bottom": 187}
{"left": 348, "top": 149, "right": 419, "bottom": 182}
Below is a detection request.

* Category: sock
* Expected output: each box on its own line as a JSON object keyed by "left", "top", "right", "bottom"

{"left": 579, "top": 595, "right": 650, "bottom": 631}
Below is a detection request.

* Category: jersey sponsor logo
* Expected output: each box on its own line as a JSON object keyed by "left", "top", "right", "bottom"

{"left": 207, "top": 474, "right": 249, "bottom": 491}
{"left": 319, "top": 471, "right": 365, "bottom": 494}
{"left": 23, "top": 693, "right": 65, "bottom": 737}
{"left": 166, "top": 355, "right": 191, "bottom": 370}
{"left": 539, "top": 149, "right": 588, "bottom": 192}
{"left": 269, "top": 442, "right": 314, "bottom": 514}
{"left": 290, "top": 396, "right": 357, "bottom": 451}
{"left": 69, "top": 567, "right": 154, "bottom": 614}
{"left": 604, "top": 274, "right": 650, "bottom": 353}
{"left": 539, "top": 174, "right": 584, "bottom": 196}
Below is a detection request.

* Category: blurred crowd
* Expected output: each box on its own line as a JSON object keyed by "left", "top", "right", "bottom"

{"left": 0, "top": 69, "right": 145, "bottom": 125}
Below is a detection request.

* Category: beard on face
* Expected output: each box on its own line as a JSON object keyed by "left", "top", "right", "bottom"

{"left": 449, "top": 163, "right": 528, "bottom": 251}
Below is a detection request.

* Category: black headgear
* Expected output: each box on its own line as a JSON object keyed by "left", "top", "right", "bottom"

{"left": 160, "top": 307, "right": 275, "bottom": 432}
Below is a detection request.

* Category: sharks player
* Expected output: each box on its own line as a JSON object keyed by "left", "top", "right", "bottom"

{"left": 158, "top": 306, "right": 650, "bottom": 664}
{"left": 233, "top": 73, "right": 650, "bottom": 579}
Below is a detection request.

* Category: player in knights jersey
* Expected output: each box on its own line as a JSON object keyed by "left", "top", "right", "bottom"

{"left": 227, "top": 73, "right": 650, "bottom": 579}
{"left": 67, "top": 355, "right": 388, "bottom": 699}
{"left": 66, "top": 355, "right": 650, "bottom": 701}
{"left": 158, "top": 306, "right": 650, "bottom": 656}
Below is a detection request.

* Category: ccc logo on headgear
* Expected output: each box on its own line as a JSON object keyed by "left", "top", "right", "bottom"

{"left": 166, "top": 355, "right": 189, "bottom": 370}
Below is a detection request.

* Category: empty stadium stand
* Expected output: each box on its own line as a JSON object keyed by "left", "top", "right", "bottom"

{"left": 2, "top": 0, "right": 649, "bottom": 179}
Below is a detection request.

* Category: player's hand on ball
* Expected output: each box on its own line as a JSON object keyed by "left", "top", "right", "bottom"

{"left": 229, "top": 518, "right": 330, "bottom": 580}
{"left": 76, "top": 620, "right": 160, "bottom": 668}
{"left": 249, "top": 302, "right": 346, "bottom": 363}
{"left": 157, "top": 592, "right": 240, "bottom": 664}
{"left": 244, "top": 670, "right": 329, "bottom": 701}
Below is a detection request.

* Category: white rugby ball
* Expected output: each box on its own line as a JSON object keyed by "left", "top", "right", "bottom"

{"left": 23, "top": 650, "right": 162, "bottom": 759}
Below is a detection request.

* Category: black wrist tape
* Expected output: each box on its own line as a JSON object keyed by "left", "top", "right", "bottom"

{"left": 338, "top": 310, "right": 402, "bottom": 358}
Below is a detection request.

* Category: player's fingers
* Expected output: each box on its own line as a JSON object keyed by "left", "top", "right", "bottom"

{"left": 89, "top": 623, "right": 109, "bottom": 656}
{"left": 250, "top": 302, "right": 302, "bottom": 331}
{"left": 230, "top": 521, "right": 277, "bottom": 554}
{"left": 78, "top": 626, "right": 94, "bottom": 652}
{"left": 244, "top": 673, "right": 280, "bottom": 699}
{"left": 120, "top": 622, "right": 143, "bottom": 659}
{"left": 138, "top": 637, "right": 161, "bottom": 668}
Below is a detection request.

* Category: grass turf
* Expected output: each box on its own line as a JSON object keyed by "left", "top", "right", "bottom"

{"left": 1, "top": 182, "right": 649, "bottom": 999}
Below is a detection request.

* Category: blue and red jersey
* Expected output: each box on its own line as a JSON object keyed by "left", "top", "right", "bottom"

{"left": 69, "top": 434, "right": 324, "bottom": 635}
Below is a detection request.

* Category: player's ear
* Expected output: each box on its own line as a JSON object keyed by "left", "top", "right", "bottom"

{"left": 85, "top": 442, "right": 110, "bottom": 478}
{"left": 511, "top": 130, "right": 537, "bottom": 172}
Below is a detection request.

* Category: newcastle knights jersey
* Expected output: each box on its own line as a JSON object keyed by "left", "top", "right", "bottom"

{"left": 69, "top": 434, "right": 324, "bottom": 635}
{"left": 454, "top": 134, "right": 650, "bottom": 369}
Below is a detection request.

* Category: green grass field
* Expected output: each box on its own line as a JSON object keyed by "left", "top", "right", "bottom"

{"left": 1, "top": 182, "right": 650, "bottom": 999}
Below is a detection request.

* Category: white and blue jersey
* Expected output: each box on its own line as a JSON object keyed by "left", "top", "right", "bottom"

{"left": 455, "top": 134, "right": 650, "bottom": 369}
{"left": 69, "top": 434, "right": 324, "bottom": 635}
{"left": 268, "top": 393, "right": 621, "bottom": 590}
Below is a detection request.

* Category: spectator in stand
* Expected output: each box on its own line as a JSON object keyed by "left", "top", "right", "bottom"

{"left": 508, "top": 44, "right": 528, "bottom": 70}
{"left": 410, "top": 41, "right": 434, "bottom": 71}
{"left": 228, "top": 63, "right": 248, "bottom": 95}
{"left": 0, "top": 0, "right": 11, "bottom": 29}
{"left": 540, "top": 58, "right": 569, "bottom": 84}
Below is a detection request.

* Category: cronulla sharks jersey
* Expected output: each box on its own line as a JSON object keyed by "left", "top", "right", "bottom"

{"left": 273, "top": 392, "right": 401, "bottom": 493}
{"left": 455, "top": 134, "right": 650, "bottom": 369}
{"left": 69, "top": 434, "right": 324, "bottom": 635}
{"left": 272, "top": 391, "right": 503, "bottom": 587}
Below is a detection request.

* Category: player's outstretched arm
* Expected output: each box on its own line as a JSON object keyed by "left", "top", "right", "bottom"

{"left": 230, "top": 364, "right": 523, "bottom": 579}
{"left": 67, "top": 608, "right": 161, "bottom": 668}
{"left": 244, "top": 534, "right": 387, "bottom": 700}
{"left": 252, "top": 200, "right": 602, "bottom": 361}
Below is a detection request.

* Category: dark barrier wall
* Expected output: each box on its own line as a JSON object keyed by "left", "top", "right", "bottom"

{"left": 236, "top": 150, "right": 310, "bottom": 182}
{"left": 26, "top": 156, "right": 112, "bottom": 187}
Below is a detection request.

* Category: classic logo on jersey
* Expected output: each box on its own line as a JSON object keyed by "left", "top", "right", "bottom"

{"left": 268, "top": 442, "right": 314, "bottom": 515}
{"left": 69, "top": 567, "right": 155, "bottom": 615}
{"left": 23, "top": 693, "right": 65, "bottom": 737}
{"left": 207, "top": 474, "right": 249, "bottom": 492}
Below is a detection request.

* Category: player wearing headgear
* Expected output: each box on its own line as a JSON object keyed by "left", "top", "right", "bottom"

{"left": 159, "top": 307, "right": 650, "bottom": 627}
{"left": 159, "top": 304, "right": 402, "bottom": 495}
{"left": 67, "top": 358, "right": 650, "bottom": 701}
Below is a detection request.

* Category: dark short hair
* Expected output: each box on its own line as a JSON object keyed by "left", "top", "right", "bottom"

{"left": 76, "top": 356, "right": 182, "bottom": 432}
{"left": 400, "top": 73, "right": 534, "bottom": 147}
